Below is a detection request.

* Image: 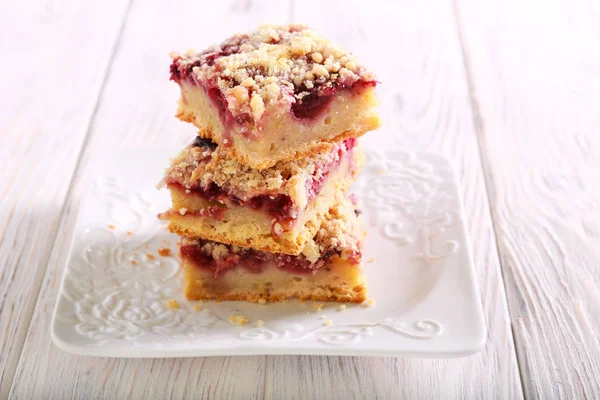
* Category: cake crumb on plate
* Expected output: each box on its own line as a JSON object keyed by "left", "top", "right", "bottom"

{"left": 157, "top": 247, "right": 171, "bottom": 257}
{"left": 166, "top": 299, "right": 180, "bottom": 309}
{"left": 362, "top": 298, "right": 376, "bottom": 307}
{"left": 230, "top": 315, "right": 249, "bottom": 326}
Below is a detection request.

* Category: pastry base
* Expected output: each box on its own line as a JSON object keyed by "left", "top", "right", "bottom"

{"left": 182, "top": 256, "right": 367, "bottom": 303}
{"left": 176, "top": 81, "right": 379, "bottom": 169}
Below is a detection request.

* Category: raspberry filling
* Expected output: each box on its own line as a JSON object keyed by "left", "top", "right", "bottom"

{"left": 166, "top": 138, "right": 357, "bottom": 223}
{"left": 181, "top": 239, "right": 358, "bottom": 278}
{"left": 171, "top": 54, "right": 376, "bottom": 126}
{"left": 291, "top": 80, "right": 376, "bottom": 120}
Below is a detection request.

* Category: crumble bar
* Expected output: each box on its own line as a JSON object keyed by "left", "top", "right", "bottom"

{"left": 180, "top": 196, "right": 367, "bottom": 303}
{"left": 170, "top": 24, "right": 379, "bottom": 169}
{"left": 158, "top": 136, "right": 364, "bottom": 255}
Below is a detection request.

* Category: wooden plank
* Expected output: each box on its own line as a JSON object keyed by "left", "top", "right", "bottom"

{"left": 8, "top": 0, "right": 289, "bottom": 398}
{"left": 264, "top": 0, "right": 524, "bottom": 398}
{"left": 0, "top": 1, "right": 131, "bottom": 397}
{"left": 455, "top": 0, "right": 600, "bottom": 397}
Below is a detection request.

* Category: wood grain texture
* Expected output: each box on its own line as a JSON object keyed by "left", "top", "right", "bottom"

{"left": 5, "top": 0, "right": 530, "bottom": 398}
{"left": 264, "top": 0, "right": 524, "bottom": 399}
{"left": 8, "top": 1, "right": 288, "bottom": 399}
{"left": 0, "top": 1, "right": 130, "bottom": 397}
{"left": 455, "top": 0, "right": 600, "bottom": 398}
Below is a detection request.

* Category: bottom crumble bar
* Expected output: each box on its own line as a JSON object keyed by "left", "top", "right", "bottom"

{"left": 179, "top": 196, "right": 366, "bottom": 303}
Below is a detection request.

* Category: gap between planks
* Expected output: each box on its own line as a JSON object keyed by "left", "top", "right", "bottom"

{"left": 449, "top": 0, "right": 527, "bottom": 398}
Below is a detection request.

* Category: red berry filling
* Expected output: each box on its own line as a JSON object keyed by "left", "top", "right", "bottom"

{"left": 167, "top": 138, "right": 357, "bottom": 224}
{"left": 181, "top": 239, "right": 357, "bottom": 278}
{"left": 291, "top": 80, "right": 375, "bottom": 120}
{"left": 171, "top": 53, "right": 376, "bottom": 126}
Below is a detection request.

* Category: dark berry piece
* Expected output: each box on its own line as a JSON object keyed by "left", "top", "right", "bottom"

{"left": 192, "top": 136, "right": 218, "bottom": 150}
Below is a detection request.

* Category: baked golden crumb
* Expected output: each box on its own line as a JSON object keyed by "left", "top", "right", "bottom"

{"left": 166, "top": 299, "right": 180, "bottom": 309}
{"left": 230, "top": 315, "right": 249, "bottom": 326}
{"left": 157, "top": 248, "right": 171, "bottom": 257}
{"left": 363, "top": 298, "right": 376, "bottom": 307}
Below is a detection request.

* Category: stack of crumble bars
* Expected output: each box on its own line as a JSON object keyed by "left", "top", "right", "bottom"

{"left": 159, "top": 25, "right": 379, "bottom": 303}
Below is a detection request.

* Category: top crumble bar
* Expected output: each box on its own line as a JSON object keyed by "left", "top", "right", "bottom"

{"left": 170, "top": 24, "right": 380, "bottom": 169}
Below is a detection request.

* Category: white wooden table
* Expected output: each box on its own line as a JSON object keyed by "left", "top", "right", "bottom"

{"left": 1, "top": 0, "right": 599, "bottom": 398}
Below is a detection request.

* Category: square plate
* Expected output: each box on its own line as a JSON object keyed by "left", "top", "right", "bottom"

{"left": 51, "top": 146, "right": 486, "bottom": 358}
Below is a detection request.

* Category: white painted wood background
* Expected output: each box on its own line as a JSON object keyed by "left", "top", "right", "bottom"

{"left": 0, "top": 0, "right": 598, "bottom": 398}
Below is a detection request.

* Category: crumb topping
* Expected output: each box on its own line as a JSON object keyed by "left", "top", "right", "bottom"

{"left": 163, "top": 137, "right": 357, "bottom": 211}
{"left": 170, "top": 24, "right": 376, "bottom": 122}
{"left": 157, "top": 248, "right": 171, "bottom": 257}
{"left": 166, "top": 299, "right": 180, "bottom": 309}
{"left": 301, "top": 196, "right": 363, "bottom": 263}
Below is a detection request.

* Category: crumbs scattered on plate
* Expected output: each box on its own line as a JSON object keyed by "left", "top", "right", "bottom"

{"left": 230, "top": 315, "right": 249, "bottom": 326}
{"left": 157, "top": 248, "right": 171, "bottom": 257}
{"left": 166, "top": 299, "right": 180, "bottom": 309}
{"left": 363, "top": 298, "right": 376, "bottom": 307}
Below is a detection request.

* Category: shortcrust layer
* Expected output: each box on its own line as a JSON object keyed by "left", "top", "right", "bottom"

{"left": 160, "top": 146, "right": 363, "bottom": 255}
{"left": 176, "top": 83, "right": 378, "bottom": 169}
{"left": 182, "top": 257, "right": 366, "bottom": 303}
{"left": 170, "top": 24, "right": 379, "bottom": 169}
{"left": 180, "top": 197, "right": 366, "bottom": 303}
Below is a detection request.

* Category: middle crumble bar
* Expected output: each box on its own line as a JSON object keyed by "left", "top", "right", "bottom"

{"left": 158, "top": 136, "right": 364, "bottom": 255}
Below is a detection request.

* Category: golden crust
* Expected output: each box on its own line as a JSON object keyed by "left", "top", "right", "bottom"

{"left": 184, "top": 286, "right": 367, "bottom": 303}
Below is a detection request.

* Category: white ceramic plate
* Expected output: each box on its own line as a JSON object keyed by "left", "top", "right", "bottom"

{"left": 52, "top": 147, "right": 486, "bottom": 358}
